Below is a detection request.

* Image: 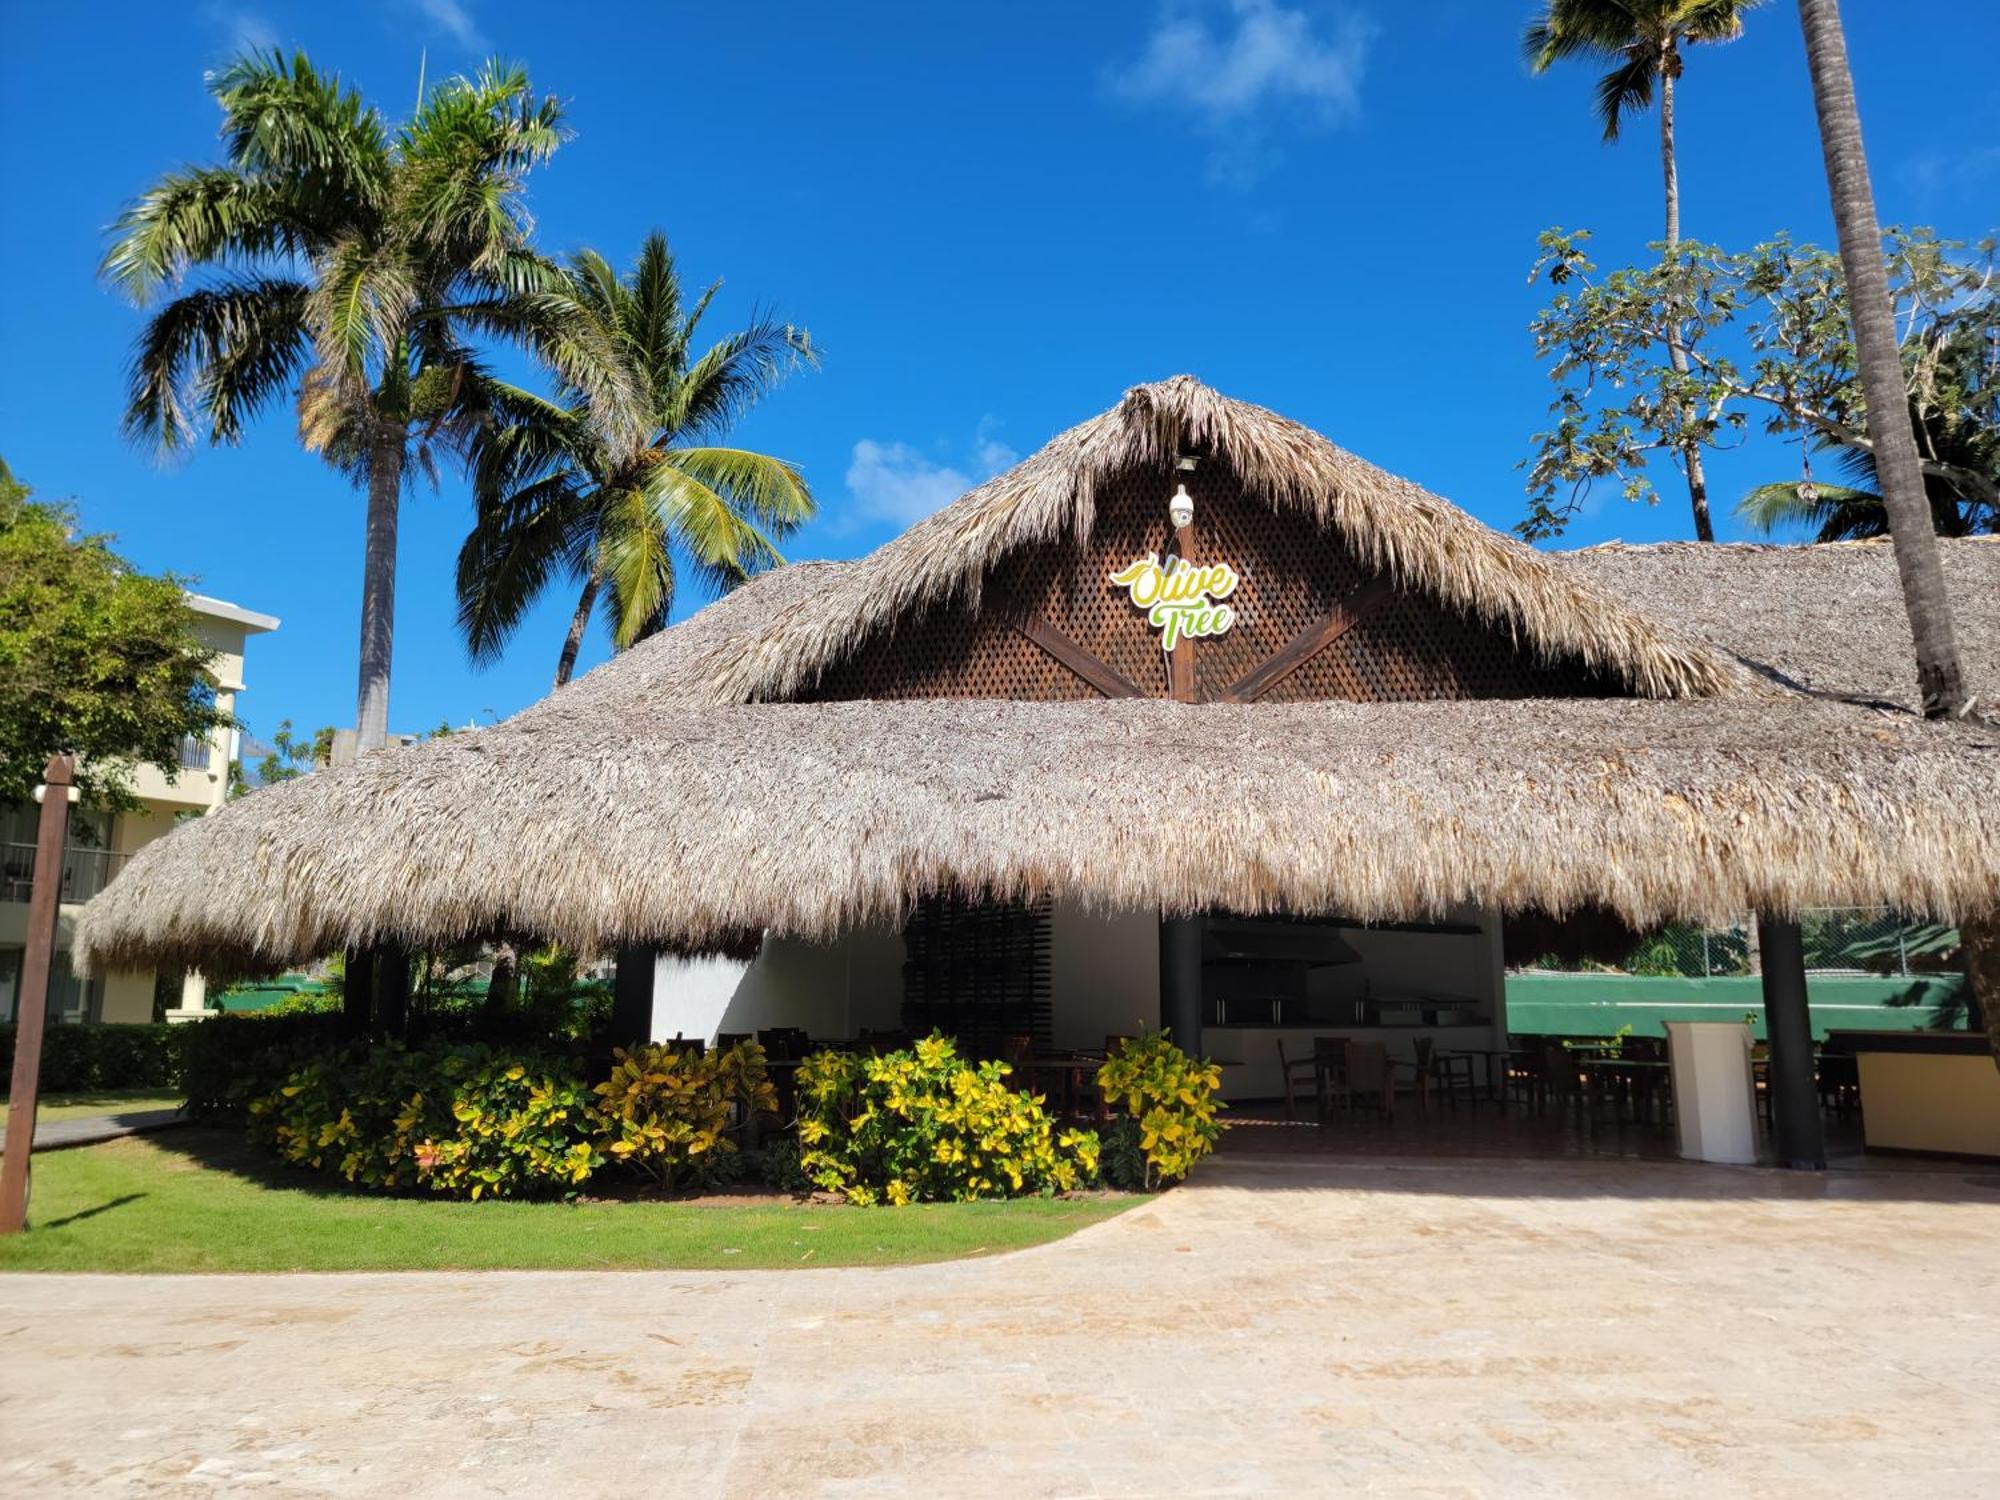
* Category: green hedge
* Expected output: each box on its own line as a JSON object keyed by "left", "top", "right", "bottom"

{"left": 0, "top": 1022, "right": 181, "bottom": 1093}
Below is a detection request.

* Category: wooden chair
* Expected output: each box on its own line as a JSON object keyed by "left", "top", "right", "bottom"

{"left": 1276, "top": 1038, "right": 1322, "bottom": 1119}
{"left": 715, "top": 1031, "right": 751, "bottom": 1052}
{"left": 1310, "top": 1036, "right": 1352, "bottom": 1121}
{"left": 1339, "top": 1042, "right": 1395, "bottom": 1121}
{"left": 1540, "top": 1042, "right": 1594, "bottom": 1125}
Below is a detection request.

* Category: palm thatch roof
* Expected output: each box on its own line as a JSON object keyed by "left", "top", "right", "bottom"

{"left": 1569, "top": 536, "right": 2000, "bottom": 710}
{"left": 74, "top": 697, "right": 2000, "bottom": 978}
{"left": 73, "top": 379, "right": 2000, "bottom": 977}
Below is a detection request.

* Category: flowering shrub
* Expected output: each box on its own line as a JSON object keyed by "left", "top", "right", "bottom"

{"left": 794, "top": 1033, "right": 1100, "bottom": 1205}
{"left": 1095, "top": 1032, "right": 1227, "bottom": 1190}
{"left": 594, "top": 1040, "right": 778, "bottom": 1191}
{"left": 249, "top": 1041, "right": 601, "bottom": 1200}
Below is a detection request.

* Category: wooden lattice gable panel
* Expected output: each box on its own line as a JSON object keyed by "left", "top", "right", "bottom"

{"left": 804, "top": 460, "right": 1620, "bottom": 704}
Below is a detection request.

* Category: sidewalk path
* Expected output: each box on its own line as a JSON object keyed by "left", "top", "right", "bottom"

{"left": 0, "top": 1107, "right": 184, "bottom": 1153}
{"left": 1, "top": 1154, "right": 1996, "bottom": 1496}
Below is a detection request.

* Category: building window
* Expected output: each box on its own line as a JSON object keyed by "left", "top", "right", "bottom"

{"left": 0, "top": 947, "right": 100, "bottom": 1025}
{"left": 0, "top": 803, "right": 119, "bottom": 904}
{"left": 177, "top": 733, "right": 213, "bottom": 771}
{"left": 901, "top": 894, "right": 1052, "bottom": 1053}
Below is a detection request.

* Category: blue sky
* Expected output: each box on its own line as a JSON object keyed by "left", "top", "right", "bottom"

{"left": 2, "top": 1, "right": 1995, "bottom": 743}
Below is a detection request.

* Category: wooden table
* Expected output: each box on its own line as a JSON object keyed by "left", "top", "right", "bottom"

{"left": 1439, "top": 1047, "right": 1521, "bottom": 1104}
{"left": 1580, "top": 1057, "right": 1672, "bottom": 1124}
{"left": 1018, "top": 1053, "right": 1109, "bottom": 1119}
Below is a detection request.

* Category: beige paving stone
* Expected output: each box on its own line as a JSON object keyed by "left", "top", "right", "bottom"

{"left": 1, "top": 1155, "right": 1996, "bottom": 1497}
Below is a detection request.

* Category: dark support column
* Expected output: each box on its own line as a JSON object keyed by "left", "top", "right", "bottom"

{"left": 375, "top": 943, "right": 411, "bottom": 1037}
{"left": 1758, "top": 915, "right": 1826, "bottom": 1170}
{"left": 342, "top": 947, "right": 375, "bottom": 1037}
{"left": 611, "top": 947, "right": 658, "bottom": 1049}
{"left": 1158, "top": 913, "right": 1204, "bottom": 1055}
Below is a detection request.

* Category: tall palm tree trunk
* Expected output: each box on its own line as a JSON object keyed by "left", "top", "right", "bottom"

{"left": 356, "top": 421, "right": 404, "bottom": 752}
{"left": 1796, "top": 0, "right": 1992, "bottom": 1072}
{"left": 554, "top": 572, "right": 600, "bottom": 688}
{"left": 1797, "top": 0, "right": 1968, "bottom": 718}
{"left": 1658, "top": 57, "right": 1716, "bottom": 542}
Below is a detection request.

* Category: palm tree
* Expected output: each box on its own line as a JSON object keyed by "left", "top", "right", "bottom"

{"left": 1525, "top": 0, "right": 1763, "bottom": 541}
{"left": 106, "top": 52, "right": 617, "bottom": 751}
{"left": 456, "top": 233, "right": 816, "bottom": 687}
{"left": 1792, "top": 0, "right": 1970, "bottom": 718}
{"left": 1739, "top": 399, "right": 1997, "bottom": 540}
{"left": 1793, "top": 0, "right": 1990, "bottom": 1068}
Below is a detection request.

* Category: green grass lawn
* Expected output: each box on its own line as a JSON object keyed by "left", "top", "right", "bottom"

{"left": 1, "top": 1089, "right": 183, "bottom": 1125}
{"left": 0, "top": 1128, "right": 1133, "bottom": 1273}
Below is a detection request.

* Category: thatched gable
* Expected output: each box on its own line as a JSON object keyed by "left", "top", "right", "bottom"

{"left": 667, "top": 377, "right": 1741, "bottom": 704}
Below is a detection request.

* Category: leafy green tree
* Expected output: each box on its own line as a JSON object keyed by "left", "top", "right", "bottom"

{"left": 456, "top": 232, "right": 816, "bottom": 686}
{"left": 248, "top": 719, "right": 336, "bottom": 789}
{"left": 1525, "top": 0, "right": 1764, "bottom": 541}
{"left": 105, "top": 51, "right": 614, "bottom": 753}
{"left": 1738, "top": 331, "right": 1996, "bottom": 538}
{"left": 1521, "top": 227, "right": 1999, "bottom": 541}
{"left": 0, "top": 463, "right": 227, "bottom": 806}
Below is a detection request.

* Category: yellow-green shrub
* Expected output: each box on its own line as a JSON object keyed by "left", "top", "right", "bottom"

{"left": 594, "top": 1040, "right": 778, "bottom": 1191}
{"left": 795, "top": 1033, "right": 1100, "bottom": 1205}
{"left": 248, "top": 1041, "right": 601, "bottom": 1200}
{"left": 1096, "top": 1032, "right": 1227, "bottom": 1189}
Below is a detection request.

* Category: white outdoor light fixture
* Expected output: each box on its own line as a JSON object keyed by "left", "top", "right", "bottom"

{"left": 1168, "top": 483, "right": 1195, "bottom": 530}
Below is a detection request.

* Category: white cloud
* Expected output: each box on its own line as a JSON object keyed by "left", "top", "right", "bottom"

{"left": 845, "top": 425, "right": 1018, "bottom": 529}
{"left": 412, "top": 0, "right": 486, "bottom": 50}
{"left": 202, "top": 4, "right": 278, "bottom": 55}
{"left": 1106, "top": 0, "right": 1374, "bottom": 183}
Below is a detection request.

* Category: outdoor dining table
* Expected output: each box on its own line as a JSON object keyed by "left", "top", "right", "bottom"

{"left": 1579, "top": 1057, "right": 1673, "bottom": 1124}
{"left": 1018, "top": 1052, "right": 1110, "bottom": 1119}
{"left": 1439, "top": 1047, "right": 1521, "bottom": 1104}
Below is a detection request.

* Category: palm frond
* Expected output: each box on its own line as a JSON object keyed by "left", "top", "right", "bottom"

{"left": 668, "top": 313, "right": 819, "bottom": 442}
{"left": 1594, "top": 49, "right": 1657, "bottom": 141}
{"left": 1736, "top": 481, "right": 1882, "bottom": 541}
{"left": 595, "top": 481, "right": 676, "bottom": 647}
{"left": 124, "top": 279, "right": 311, "bottom": 452}
{"left": 455, "top": 472, "right": 594, "bottom": 663}
{"left": 657, "top": 446, "right": 814, "bottom": 535}
{"left": 208, "top": 50, "right": 389, "bottom": 209}
{"left": 633, "top": 452, "right": 788, "bottom": 603}
{"left": 301, "top": 237, "right": 416, "bottom": 410}
{"left": 101, "top": 169, "right": 312, "bottom": 303}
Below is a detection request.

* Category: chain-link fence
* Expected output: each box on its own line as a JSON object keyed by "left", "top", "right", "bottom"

{"left": 1532, "top": 907, "right": 1960, "bottom": 979}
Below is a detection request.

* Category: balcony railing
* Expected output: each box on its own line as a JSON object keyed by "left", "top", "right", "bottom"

{"left": 0, "top": 842, "right": 126, "bottom": 905}
{"left": 177, "top": 734, "right": 214, "bottom": 771}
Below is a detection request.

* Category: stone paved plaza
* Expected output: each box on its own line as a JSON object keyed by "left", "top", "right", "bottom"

{"left": 3, "top": 1155, "right": 1997, "bottom": 1497}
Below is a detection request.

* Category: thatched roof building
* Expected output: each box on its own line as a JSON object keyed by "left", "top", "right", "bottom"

{"left": 76, "top": 377, "right": 2000, "bottom": 982}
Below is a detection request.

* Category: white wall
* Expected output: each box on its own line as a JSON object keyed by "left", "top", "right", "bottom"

{"left": 650, "top": 924, "right": 903, "bottom": 1044}
{"left": 647, "top": 902, "right": 1508, "bottom": 1106}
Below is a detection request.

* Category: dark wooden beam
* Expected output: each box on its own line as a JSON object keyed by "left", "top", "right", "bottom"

{"left": 1011, "top": 615, "right": 1145, "bottom": 699}
{"left": 1169, "top": 522, "right": 1197, "bottom": 703}
{"left": 0, "top": 754, "right": 75, "bottom": 1234}
{"left": 1220, "top": 578, "right": 1393, "bottom": 704}
{"left": 1758, "top": 915, "right": 1826, "bottom": 1170}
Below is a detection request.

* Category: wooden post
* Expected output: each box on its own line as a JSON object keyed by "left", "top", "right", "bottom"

{"left": 376, "top": 943, "right": 411, "bottom": 1036}
{"left": 342, "top": 946, "right": 375, "bottom": 1037}
{"left": 611, "top": 947, "right": 657, "bottom": 1048}
{"left": 0, "top": 754, "right": 77, "bottom": 1235}
{"left": 1169, "top": 521, "right": 1197, "bottom": 703}
{"left": 1758, "top": 915, "right": 1826, "bottom": 1170}
{"left": 1159, "top": 913, "right": 1204, "bottom": 1055}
